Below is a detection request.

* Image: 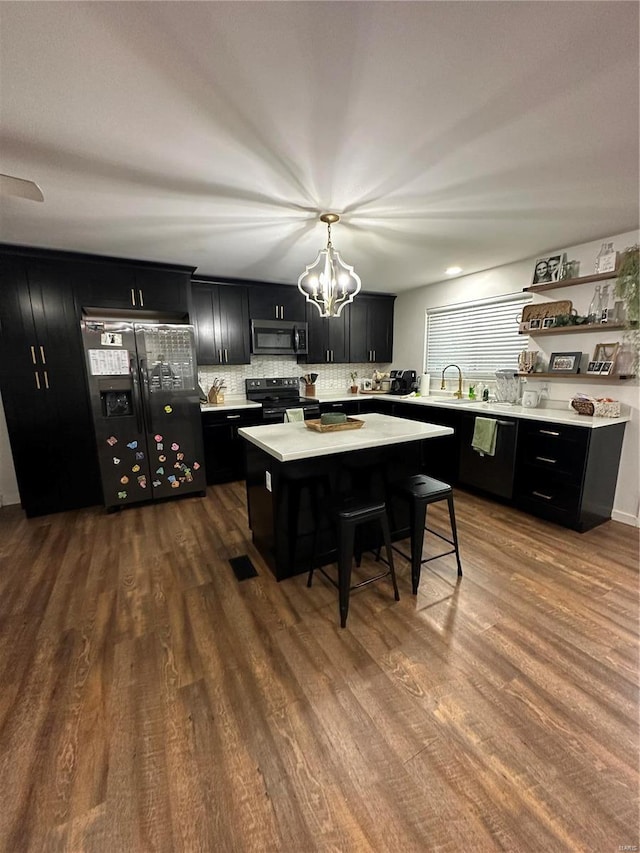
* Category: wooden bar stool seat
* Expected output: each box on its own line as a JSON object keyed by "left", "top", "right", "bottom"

{"left": 307, "top": 494, "right": 399, "bottom": 628}
{"left": 392, "top": 474, "right": 463, "bottom": 594}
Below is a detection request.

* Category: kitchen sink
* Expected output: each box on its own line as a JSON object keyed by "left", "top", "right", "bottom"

{"left": 420, "top": 396, "right": 473, "bottom": 404}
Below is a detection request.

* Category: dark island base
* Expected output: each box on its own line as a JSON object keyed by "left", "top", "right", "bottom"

{"left": 244, "top": 440, "right": 431, "bottom": 581}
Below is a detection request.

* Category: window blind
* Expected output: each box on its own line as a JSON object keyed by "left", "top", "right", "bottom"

{"left": 425, "top": 292, "right": 531, "bottom": 378}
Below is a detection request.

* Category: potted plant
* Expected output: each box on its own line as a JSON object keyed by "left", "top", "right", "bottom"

{"left": 349, "top": 370, "right": 358, "bottom": 393}
{"left": 614, "top": 244, "right": 639, "bottom": 373}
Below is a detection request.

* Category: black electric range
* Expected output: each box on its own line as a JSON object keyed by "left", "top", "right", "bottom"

{"left": 245, "top": 377, "right": 320, "bottom": 423}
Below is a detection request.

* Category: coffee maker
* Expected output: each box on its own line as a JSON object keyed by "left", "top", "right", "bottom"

{"left": 389, "top": 369, "right": 418, "bottom": 394}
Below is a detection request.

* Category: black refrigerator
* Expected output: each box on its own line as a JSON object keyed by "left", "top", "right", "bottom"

{"left": 81, "top": 319, "right": 206, "bottom": 509}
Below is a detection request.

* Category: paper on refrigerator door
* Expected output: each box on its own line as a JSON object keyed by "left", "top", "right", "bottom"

{"left": 88, "top": 348, "right": 130, "bottom": 376}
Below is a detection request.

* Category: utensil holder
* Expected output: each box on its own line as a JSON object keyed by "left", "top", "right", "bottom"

{"left": 304, "top": 384, "right": 316, "bottom": 397}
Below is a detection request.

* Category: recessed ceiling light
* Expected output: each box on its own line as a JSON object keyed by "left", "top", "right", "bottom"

{"left": 445, "top": 266, "right": 462, "bottom": 276}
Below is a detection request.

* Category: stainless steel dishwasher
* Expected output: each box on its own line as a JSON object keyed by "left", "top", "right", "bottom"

{"left": 458, "top": 412, "right": 519, "bottom": 499}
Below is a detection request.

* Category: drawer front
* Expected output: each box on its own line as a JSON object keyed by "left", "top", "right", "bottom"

{"left": 515, "top": 465, "right": 581, "bottom": 518}
{"left": 519, "top": 422, "right": 589, "bottom": 481}
{"left": 202, "top": 408, "right": 261, "bottom": 427}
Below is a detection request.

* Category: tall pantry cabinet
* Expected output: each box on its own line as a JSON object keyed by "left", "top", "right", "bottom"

{"left": 0, "top": 251, "right": 101, "bottom": 515}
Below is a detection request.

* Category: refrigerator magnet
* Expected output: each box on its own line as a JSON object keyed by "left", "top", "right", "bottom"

{"left": 164, "top": 405, "right": 173, "bottom": 414}
{"left": 156, "top": 466, "right": 164, "bottom": 475}
{"left": 107, "top": 436, "right": 118, "bottom": 446}
{"left": 137, "top": 476, "right": 147, "bottom": 488}
{"left": 113, "top": 457, "right": 121, "bottom": 465}
{"left": 152, "top": 480, "right": 161, "bottom": 488}
{"left": 171, "top": 481, "right": 180, "bottom": 488}
{"left": 132, "top": 464, "right": 140, "bottom": 473}
{"left": 117, "top": 491, "right": 127, "bottom": 500}
{"left": 135, "top": 451, "right": 144, "bottom": 460}
{"left": 158, "top": 455, "right": 166, "bottom": 462}
{"left": 177, "top": 452, "right": 184, "bottom": 461}
{"left": 193, "top": 462, "right": 200, "bottom": 470}
{"left": 120, "top": 476, "right": 129, "bottom": 484}
{"left": 156, "top": 443, "right": 163, "bottom": 450}
{"left": 127, "top": 441, "right": 138, "bottom": 450}
{"left": 154, "top": 434, "right": 163, "bottom": 442}
{"left": 171, "top": 443, "right": 179, "bottom": 451}
{"left": 167, "top": 475, "right": 176, "bottom": 483}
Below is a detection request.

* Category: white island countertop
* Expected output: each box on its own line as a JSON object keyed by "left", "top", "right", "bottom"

{"left": 238, "top": 412, "right": 453, "bottom": 462}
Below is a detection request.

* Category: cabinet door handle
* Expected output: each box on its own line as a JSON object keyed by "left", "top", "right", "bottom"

{"left": 532, "top": 490, "right": 553, "bottom": 501}
{"left": 224, "top": 349, "right": 228, "bottom": 363}
{"left": 30, "top": 345, "right": 37, "bottom": 365}
{"left": 535, "top": 456, "right": 557, "bottom": 464}
{"left": 39, "top": 345, "right": 46, "bottom": 364}
{"left": 539, "top": 429, "right": 560, "bottom": 437}
{"left": 43, "top": 370, "right": 49, "bottom": 390}
{"left": 131, "top": 288, "right": 136, "bottom": 307}
{"left": 226, "top": 414, "right": 241, "bottom": 420}
{"left": 331, "top": 350, "right": 334, "bottom": 362}
{"left": 373, "top": 350, "right": 376, "bottom": 361}
{"left": 34, "top": 371, "right": 41, "bottom": 390}
{"left": 139, "top": 289, "right": 144, "bottom": 307}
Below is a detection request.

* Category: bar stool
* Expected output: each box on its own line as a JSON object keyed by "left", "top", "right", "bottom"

{"left": 392, "top": 474, "right": 463, "bottom": 594}
{"left": 308, "top": 495, "right": 399, "bottom": 628}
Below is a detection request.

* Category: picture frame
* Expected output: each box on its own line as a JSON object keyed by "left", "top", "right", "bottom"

{"left": 548, "top": 351, "right": 582, "bottom": 374}
{"left": 361, "top": 377, "right": 373, "bottom": 391}
{"left": 599, "top": 361, "right": 615, "bottom": 376}
{"left": 528, "top": 318, "right": 542, "bottom": 331}
{"left": 592, "top": 342, "right": 619, "bottom": 365}
{"left": 541, "top": 317, "right": 556, "bottom": 329}
{"left": 586, "top": 360, "right": 603, "bottom": 375}
{"left": 531, "top": 253, "right": 565, "bottom": 285}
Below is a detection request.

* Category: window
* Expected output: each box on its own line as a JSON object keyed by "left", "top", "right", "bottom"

{"left": 425, "top": 292, "right": 531, "bottom": 378}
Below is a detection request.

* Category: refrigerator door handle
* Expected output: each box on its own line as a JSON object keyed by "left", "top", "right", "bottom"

{"left": 130, "top": 355, "right": 144, "bottom": 433}
{"left": 138, "top": 356, "right": 153, "bottom": 432}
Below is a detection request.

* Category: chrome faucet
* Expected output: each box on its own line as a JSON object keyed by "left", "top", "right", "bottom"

{"left": 441, "top": 364, "right": 463, "bottom": 398}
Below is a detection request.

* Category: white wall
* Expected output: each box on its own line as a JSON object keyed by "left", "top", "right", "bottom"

{"left": 393, "top": 230, "right": 640, "bottom": 526}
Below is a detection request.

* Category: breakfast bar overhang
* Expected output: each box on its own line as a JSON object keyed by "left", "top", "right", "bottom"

{"left": 239, "top": 413, "right": 454, "bottom": 580}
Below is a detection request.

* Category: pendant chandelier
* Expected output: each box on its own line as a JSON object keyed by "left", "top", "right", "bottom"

{"left": 297, "top": 213, "right": 361, "bottom": 318}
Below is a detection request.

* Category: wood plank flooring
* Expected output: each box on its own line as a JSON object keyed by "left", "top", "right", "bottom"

{"left": 0, "top": 484, "right": 637, "bottom": 852}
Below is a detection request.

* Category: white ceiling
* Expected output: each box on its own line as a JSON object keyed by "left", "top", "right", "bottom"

{"left": 1, "top": 1, "right": 638, "bottom": 293}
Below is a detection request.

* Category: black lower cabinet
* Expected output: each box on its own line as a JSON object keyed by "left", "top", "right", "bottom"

{"left": 513, "top": 419, "right": 626, "bottom": 531}
{"left": 202, "top": 408, "right": 262, "bottom": 484}
{"left": 391, "top": 402, "right": 461, "bottom": 484}
{"left": 319, "top": 399, "right": 362, "bottom": 417}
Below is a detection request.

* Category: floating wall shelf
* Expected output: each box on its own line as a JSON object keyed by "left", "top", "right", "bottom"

{"left": 524, "top": 270, "right": 618, "bottom": 294}
{"left": 519, "top": 323, "right": 627, "bottom": 336}
{"left": 517, "top": 372, "right": 636, "bottom": 381}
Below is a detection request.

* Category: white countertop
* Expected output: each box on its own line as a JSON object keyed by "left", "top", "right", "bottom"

{"left": 201, "top": 391, "right": 630, "bottom": 428}
{"left": 200, "top": 396, "right": 261, "bottom": 413}
{"left": 308, "top": 391, "right": 631, "bottom": 429}
{"left": 238, "top": 412, "right": 454, "bottom": 462}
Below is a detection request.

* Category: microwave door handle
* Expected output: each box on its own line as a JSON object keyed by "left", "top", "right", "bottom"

{"left": 130, "top": 355, "right": 143, "bottom": 433}
{"left": 293, "top": 328, "right": 300, "bottom": 352}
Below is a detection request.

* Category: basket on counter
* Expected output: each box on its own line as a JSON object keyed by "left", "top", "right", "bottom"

{"left": 571, "top": 397, "right": 621, "bottom": 418}
{"left": 305, "top": 417, "right": 364, "bottom": 433}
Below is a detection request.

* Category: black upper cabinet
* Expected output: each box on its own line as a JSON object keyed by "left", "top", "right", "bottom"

{"left": 191, "top": 281, "right": 250, "bottom": 365}
{"left": 300, "top": 303, "right": 351, "bottom": 364}
{"left": 75, "top": 259, "right": 192, "bottom": 315}
{"left": 349, "top": 294, "right": 395, "bottom": 363}
{"left": 0, "top": 253, "right": 101, "bottom": 516}
{"left": 248, "top": 283, "right": 305, "bottom": 322}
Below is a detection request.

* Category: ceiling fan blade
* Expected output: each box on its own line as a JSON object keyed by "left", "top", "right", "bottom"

{"left": 0, "top": 174, "right": 44, "bottom": 202}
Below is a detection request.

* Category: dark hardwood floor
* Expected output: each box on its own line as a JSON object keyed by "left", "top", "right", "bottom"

{"left": 0, "top": 484, "right": 637, "bottom": 852}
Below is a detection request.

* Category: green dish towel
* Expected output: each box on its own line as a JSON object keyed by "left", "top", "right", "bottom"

{"left": 285, "top": 408, "right": 305, "bottom": 423}
{"left": 472, "top": 417, "right": 497, "bottom": 456}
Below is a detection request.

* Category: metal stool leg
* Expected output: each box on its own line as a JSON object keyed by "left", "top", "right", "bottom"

{"left": 447, "top": 494, "right": 463, "bottom": 577}
{"left": 338, "top": 521, "right": 355, "bottom": 628}
{"left": 380, "top": 513, "right": 400, "bottom": 601}
{"left": 409, "top": 498, "right": 428, "bottom": 595}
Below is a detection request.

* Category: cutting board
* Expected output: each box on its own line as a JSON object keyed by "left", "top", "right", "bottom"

{"left": 522, "top": 300, "right": 572, "bottom": 322}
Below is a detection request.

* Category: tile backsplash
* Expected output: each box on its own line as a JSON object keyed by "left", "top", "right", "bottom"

{"left": 198, "top": 358, "right": 392, "bottom": 396}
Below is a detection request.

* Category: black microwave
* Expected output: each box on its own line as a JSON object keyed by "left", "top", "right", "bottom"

{"left": 250, "top": 319, "right": 308, "bottom": 356}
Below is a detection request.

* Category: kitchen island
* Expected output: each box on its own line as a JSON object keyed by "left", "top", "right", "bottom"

{"left": 239, "top": 413, "right": 453, "bottom": 580}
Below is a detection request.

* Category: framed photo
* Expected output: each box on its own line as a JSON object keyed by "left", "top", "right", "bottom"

{"left": 599, "top": 361, "right": 615, "bottom": 376}
{"left": 542, "top": 317, "right": 556, "bottom": 329}
{"left": 361, "top": 378, "right": 373, "bottom": 391}
{"left": 587, "top": 360, "right": 603, "bottom": 375}
{"left": 592, "top": 342, "right": 619, "bottom": 365}
{"left": 549, "top": 351, "right": 582, "bottom": 374}
{"left": 532, "top": 253, "right": 565, "bottom": 285}
{"left": 528, "top": 318, "right": 542, "bottom": 331}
